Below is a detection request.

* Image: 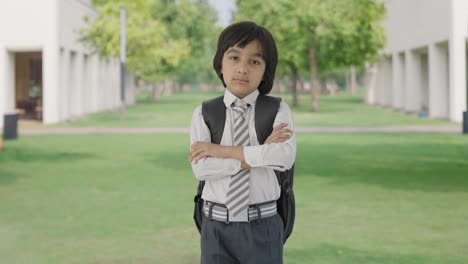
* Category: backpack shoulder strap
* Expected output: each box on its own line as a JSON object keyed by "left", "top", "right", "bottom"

{"left": 202, "top": 95, "right": 225, "bottom": 145}
{"left": 255, "top": 94, "right": 281, "bottom": 144}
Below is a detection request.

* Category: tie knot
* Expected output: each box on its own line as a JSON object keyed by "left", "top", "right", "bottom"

{"left": 232, "top": 101, "right": 250, "bottom": 119}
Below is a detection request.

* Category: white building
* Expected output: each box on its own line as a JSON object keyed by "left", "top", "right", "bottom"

{"left": 0, "top": 0, "right": 136, "bottom": 127}
{"left": 365, "top": 0, "right": 468, "bottom": 122}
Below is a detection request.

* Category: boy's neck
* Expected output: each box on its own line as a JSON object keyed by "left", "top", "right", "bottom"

{"left": 227, "top": 88, "right": 257, "bottom": 100}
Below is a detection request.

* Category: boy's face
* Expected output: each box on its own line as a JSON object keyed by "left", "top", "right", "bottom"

{"left": 221, "top": 40, "right": 266, "bottom": 99}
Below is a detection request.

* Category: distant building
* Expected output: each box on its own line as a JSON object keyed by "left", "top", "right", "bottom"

{"left": 0, "top": 0, "right": 136, "bottom": 127}
{"left": 365, "top": 0, "right": 468, "bottom": 122}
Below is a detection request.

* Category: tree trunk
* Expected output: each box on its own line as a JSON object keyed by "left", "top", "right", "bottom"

{"left": 164, "top": 79, "right": 173, "bottom": 96}
{"left": 309, "top": 42, "right": 319, "bottom": 111}
{"left": 345, "top": 69, "right": 351, "bottom": 93}
{"left": 152, "top": 83, "right": 160, "bottom": 101}
{"left": 351, "top": 65, "right": 357, "bottom": 94}
{"left": 288, "top": 62, "right": 298, "bottom": 106}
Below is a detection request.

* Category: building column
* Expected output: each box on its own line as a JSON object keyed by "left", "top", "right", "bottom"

{"left": 59, "top": 48, "right": 70, "bottom": 121}
{"left": 0, "top": 49, "right": 15, "bottom": 127}
{"left": 113, "top": 58, "right": 119, "bottom": 108}
{"left": 126, "top": 70, "right": 135, "bottom": 105}
{"left": 392, "top": 52, "right": 405, "bottom": 109}
{"left": 98, "top": 57, "right": 105, "bottom": 111}
{"left": 68, "top": 52, "right": 77, "bottom": 117}
{"left": 82, "top": 54, "right": 89, "bottom": 115}
{"left": 43, "top": 45, "right": 60, "bottom": 124}
{"left": 0, "top": 48, "right": 5, "bottom": 127}
{"left": 89, "top": 54, "right": 99, "bottom": 113}
{"left": 75, "top": 53, "right": 84, "bottom": 116}
{"left": 405, "top": 50, "right": 421, "bottom": 112}
{"left": 383, "top": 56, "right": 393, "bottom": 107}
{"left": 429, "top": 43, "right": 449, "bottom": 119}
{"left": 364, "top": 63, "right": 377, "bottom": 105}
{"left": 375, "top": 60, "right": 385, "bottom": 105}
{"left": 449, "top": 0, "right": 468, "bottom": 122}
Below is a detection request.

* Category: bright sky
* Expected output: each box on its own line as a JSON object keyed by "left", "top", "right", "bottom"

{"left": 207, "top": 0, "right": 236, "bottom": 27}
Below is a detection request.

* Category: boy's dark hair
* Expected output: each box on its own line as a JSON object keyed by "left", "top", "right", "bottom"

{"left": 213, "top": 21, "right": 278, "bottom": 95}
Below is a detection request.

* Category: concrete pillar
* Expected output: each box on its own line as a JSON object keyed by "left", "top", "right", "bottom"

{"left": 448, "top": 0, "right": 468, "bottom": 122}
{"left": 69, "top": 51, "right": 77, "bottom": 117}
{"left": 90, "top": 54, "right": 99, "bottom": 113}
{"left": 82, "top": 54, "right": 89, "bottom": 114}
{"left": 0, "top": 50, "right": 15, "bottom": 127}
{"left": 113, "top": 58, "right": 119, "bottom": 108}
{"left": 0, "top": 48, "right": 5, "bottom": 127}
{"left": 420, "top": 53, "right": 429, "bottom": 112}
{"left": 364, "top": 63, "right": 377, "bottom": 105}
{"left": 375, "top": 60, "right": 385, "bottom": 105}
{"left": 392, "top": 52, "right": 405, "bottom": 109}
{"left": 405, "top": 50, "right": 421, "bottom": 112}
{"left": 126, "top": 70, "right": 135, "bottom": 105}
{"left": 75, "top": 53, "right": 83, "bottom": 116}
{"left": 383, "top": 57, "right": 393, "bottom": 107}
{"left": 429, "top": 43, "right": 449, "bottom": 119}
{"left": 59, "top": 48, "right": 70, "bottom": 121}
{"left": 43, "top": 45, "right": 60, "bottom": 124}
{"left": 97, "top": 57, "right": 104, "bottom": 111}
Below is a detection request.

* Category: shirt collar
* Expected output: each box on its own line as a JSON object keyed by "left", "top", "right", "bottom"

{"left": 223, "top": 89, "right": 259, "bottom": 108}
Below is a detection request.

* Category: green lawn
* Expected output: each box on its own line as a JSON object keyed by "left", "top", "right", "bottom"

{"left": 30, "top": 90, "right": 456, "bottom": 128}
{"left": 1, "top": 133, "right": 468, "bottom": 263}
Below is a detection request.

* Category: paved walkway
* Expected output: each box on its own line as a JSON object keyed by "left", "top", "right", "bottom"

{"left": 18, "top": 126, "right": 461, "bottom": 135}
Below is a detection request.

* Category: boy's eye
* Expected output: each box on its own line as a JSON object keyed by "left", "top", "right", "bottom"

{"left": 252, "top": 60, "right": 261, "bottom": 65}
{"left": 230, "top": 56, "right": 238, "bottom": 61}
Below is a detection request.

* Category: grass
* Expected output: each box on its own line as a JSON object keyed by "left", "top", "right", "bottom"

{"left": 27, "top": 89, "right": 456, "bottom": 128}
{"left": 1, "top": 133, "right": 468, "bottom": 263}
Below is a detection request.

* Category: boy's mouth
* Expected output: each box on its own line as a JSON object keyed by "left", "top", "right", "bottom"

{"left": 233, "top": 78, "right": 249, "bottom": 83}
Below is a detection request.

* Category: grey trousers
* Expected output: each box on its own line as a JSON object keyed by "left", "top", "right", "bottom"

{"left": 201, "top": 214, "right": 283, "bottom": 264}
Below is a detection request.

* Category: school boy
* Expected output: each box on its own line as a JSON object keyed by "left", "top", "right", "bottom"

{"left": 189, "top": 21, "right": 296, "bottom": 264}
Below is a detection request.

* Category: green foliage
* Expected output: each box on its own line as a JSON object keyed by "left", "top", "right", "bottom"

{"left": 81, "top": 0, "right": 220, "bottom": 84}
{"left": 153, "top": 0, "right": 221, "bottom": 84}
{"left": 235, "top": 0, "right": 386, "bottom": 75}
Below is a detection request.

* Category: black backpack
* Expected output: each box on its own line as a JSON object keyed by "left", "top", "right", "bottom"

{"left": 193, "top": 94, "right": 295, "bottom": 244}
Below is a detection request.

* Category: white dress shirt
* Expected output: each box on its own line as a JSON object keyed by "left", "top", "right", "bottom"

{"left": 190, "top": 89, "right": 296, "bottom": 205}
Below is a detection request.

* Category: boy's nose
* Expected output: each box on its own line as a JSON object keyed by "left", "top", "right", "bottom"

{"left": 237, "top": 68, "right": 247, "bottom": 74}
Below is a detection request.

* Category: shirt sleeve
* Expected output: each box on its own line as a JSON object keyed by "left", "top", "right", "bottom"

{"left": 243, "top": 100, "right": 297, "bottom": 171}
{"left": 190, "top": 105, "right": 242, "bottom": 181}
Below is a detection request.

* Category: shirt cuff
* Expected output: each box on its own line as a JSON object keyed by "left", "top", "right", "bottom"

{"left": 243, "top": 145, "right": 263, "bottom": 167}
{"left": 226, "top": 158, "right": 242, "bottom": 174}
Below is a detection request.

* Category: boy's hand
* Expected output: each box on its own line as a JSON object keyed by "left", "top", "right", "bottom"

{"left": 190, "top": 142, "right": 226, "bottom": 164}
{"left": 264, "top": 123, "right": 292, "bottom": 144}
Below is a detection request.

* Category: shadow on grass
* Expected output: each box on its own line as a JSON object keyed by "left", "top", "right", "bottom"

{"left": 0, "top": 148, "right": 95, "bottom": 163}
{"left": 296, "top": 141, "right": 468, "bottom": 193}
{"left": 0, "top": 145, "right": 95, "bottom": 185}
{"left": 144, "top": 149, "right": 191, "bottom": 172}
{"left": 285, "top": 243, "right": 459, "bottom": 264}
{"left": 0, "top": 168, "right": 28, "bottom": 185}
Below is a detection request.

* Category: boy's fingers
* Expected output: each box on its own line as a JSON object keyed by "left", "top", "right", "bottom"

{"left": 190, "top": 148, "right": 203, "bottom": 162}
{"left": 273, "top": 123, "right": 288, "bottom": 130}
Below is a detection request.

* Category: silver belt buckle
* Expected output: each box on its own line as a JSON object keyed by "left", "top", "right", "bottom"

{"left": 227, "top": 208, "right": 249, "bottom": 222}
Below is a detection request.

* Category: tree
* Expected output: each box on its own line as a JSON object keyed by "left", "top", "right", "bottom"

{"left": 235, "top": 0, "right": 308, "bottom": 106}
{"left": 235, "top": 0, "right": 386, "bottom": 111}
{"left": 153, "top": 0, "right": 221, "bottom": 88}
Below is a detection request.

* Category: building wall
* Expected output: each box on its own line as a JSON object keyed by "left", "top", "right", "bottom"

{"left": 368, "top": 0, "right": 468, "bottom": 122}
{"left": 383, "top": 0, "right": 450, "bottom": 53}
{"left": 0, "top": 0, "right": 136, "bottom": 128}
{"left": 0, "top": 0, "right": 57, "bottom": 126}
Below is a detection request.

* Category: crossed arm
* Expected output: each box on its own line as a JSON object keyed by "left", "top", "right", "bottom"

{"left": 189, "top": 123, "right": 292, "bottom": 169}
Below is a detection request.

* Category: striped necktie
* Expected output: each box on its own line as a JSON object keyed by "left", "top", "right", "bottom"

{"left": 225, "top": 100, "right": 250, "bottom": 221}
